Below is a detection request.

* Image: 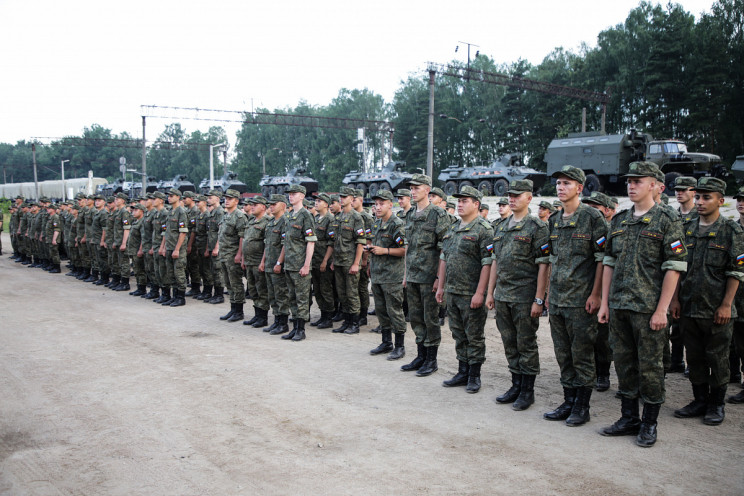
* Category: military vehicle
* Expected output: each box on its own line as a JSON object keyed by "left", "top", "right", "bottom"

{"left": 99, "top": 178, "right": 133, "bottom": 197}
{"left": 259, "top": 167, "right": 318, "bottom": 197}
{"left": 156, "top": 174, "right": 196, "bottom": 194}
{"left": 545, "top": 130, "right": 727, "bottom": 195}
{"left": 342, "top": 161, "right": 413, "bottom": 197}
{"left": 199, "top": 171, "right": 248, "bottom": 195}
{"left": 130, "top": 176, "right": 159, "bottom": 198}
{"left": 438, "top": 153, "right": 546, "bottom": 197}
{"left": 731, "top": 155, "right": 744, "bottom": 184}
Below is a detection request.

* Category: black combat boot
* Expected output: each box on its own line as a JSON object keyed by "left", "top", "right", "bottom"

{"left": 94, "top": 272, "right": 108, "bottom": 286}
{"left": 269, "top": 315, "right": 290, "bottom": 335}
{"left": 344, "top": 313, "right": 360, "bottom": 334}
{"left": 600, "top": 397, "right": 641, "bottom": 437}
{"left": 596, "top": 360, "right": 611, "bottom": 391}
{"left": 244, "top": 306, "right": 259, "bottom": 326}
{"left": 208, "top": 287, "right": 225, "bottom": 304}
{"left": 130, "top": 284, "right": 147, "bottom": 296}
{"left": 512, "top": 374, "right": 536, "bottom": 411}
{"left": 107, "top": 274, "right": 120, "bottom": 288}
{"left": 145, "top": 285, "right": 160, "bottom": 300}
{"left": 636, "top": 403, "right": 661, "bottom": 447}
{"left": 49, "top": 263, "right": 61, "bottom": 274}
{"left": 496, "top": 373, "right": 522, "bottom": 404}
{"left": 185, "top": 284, "right": 200, "bottom": 297}
{"left": 65, "top": 265, "right": 78, "bottom": 275}
{"left": 443, "top": 360, "right": 469, "bottom": 387}
{"left": 21, "top": 255, "right": 32, "bottom": 265}
{"left": 369, "top": 325, "right": 381, "bottom": 334}
{"left": 251, "top": 307, "right": 269, "bottom": 328}
{"left": 466, "top": 363, "right": 482, "bottom": 393}
{"left": 157, "top": 288, "right": 172, "bottom": 304}
{"left": 263, "top": 315, "right": 279, "bottom": 333}
{"left": 416, "top": 346, "right": 438, "bottom": 377}
{"left": 310, "top": 311, "right": 324, "bottom": 326}
{"left": 674, "top": 383, "right": 709, "bottom": 418}
{"left": 703, "top": 386, "right": 727, "bottom": 426}
{"left": 370, "top": 330, "right": 394, "bottom": 355}
{"left": 729, "top": 349, "right": 742, "bottom": 384}
{"left": 401, "top": 342, "right": 425, "bottom": 371}
{"left": 291, "top": 319, "right": 306, "bottom": 341}
{"left": 727, "top": 389, "right": 744, "bottom": 403}
{"left": 226, "top": 302, "right": 242, "bottom": 321}
{"left": 566, "top": 386, "right": 592, "bottom": 426}
{"left": 115, "top": 278, "right": 131, "bottom": 292}
{"left": 220, "top": 303, "right": 237, "bottom": 320}
{"left": 544, "top": 387, "right": 577, "bottom": 421}
{"left": 331, "top": 306, "right": 344, "bottom": 322}
{"left": 317, "top": 311, "right": 333, "bottom": 329}
{"left": 358, "top": 310, "right": 368, "bottom": 327}
{"left": 197, "top": 285, "right": 212, "bottom": 301}
{"left": 388, "top": 332, "right": 406, "bottom": 360}
{"left": 282, "top": 318, "right": 299, "bottom": 340}
{"left": 77, "top": 267, "right": 90, "bottom": 279}
{"left": 170, "top": 289, "right": 186, "bottom": 307}
{"left": 333, "top": 313, "right": 351, "bottom": 333}
{"left": 85, "top": 270, "right": 99, "bottom": 283}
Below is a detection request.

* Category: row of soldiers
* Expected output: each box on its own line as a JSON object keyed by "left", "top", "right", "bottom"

{"left": 7, "top": 163, "right": 744, "bottom": 449}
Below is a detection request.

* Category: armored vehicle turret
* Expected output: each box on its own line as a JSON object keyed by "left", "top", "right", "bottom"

{"left": 259, "top": 167, "right": 318, "bottom": 197}
{"left": 156, "top": 174, "right": 196, "bottom": 194}
{"left": 100, "top": 178, "right": 133, "bottom": 198}
{"left": 342, "top": 161, "right": 414, "bottom": 198}
{"left": 199, "top": 171, "right": 248, "bottom": 195}
{"left": 732, "top": 155, "right": 744, "bottom": 184}
{"left": 130, "top": 176, "right": 159, "bottom": 198}
{"left": 438, "top": 154, "right": 546, "bottom": 197}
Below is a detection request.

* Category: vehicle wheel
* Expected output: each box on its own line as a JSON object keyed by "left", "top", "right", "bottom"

{"left": 276, "top": 186, "right": 285, "bottom": 195}
{"left": 356, "top": 183, "right": 367, "bottom": 196}
{"left": 261, "top": 186, "right": 269, "bottom": 197}
{"left": 368, "top": 183, "right": 379, "bottom": 198}
{"left": 379, "top": 181, "right": 391, "bottom": 191}
{"left": 583, "top": 174, "right": 602, "bottom": 196}
{"left": 664, "top": 172, "right": 681, "bottom": 195}
{"left": 444, "top": 181, "right": 458, "bottom": 196}
{"left": 493, "top": 179, "right": 508, "bottom": 196}
{"left": 458, "top": 181, "right": 474, "bottom": 193}
{"left": 477, "top": 180, "right": 492, "bottom": 197}
{"left": 267, "top": 186, "right": 276, "bottom": 195}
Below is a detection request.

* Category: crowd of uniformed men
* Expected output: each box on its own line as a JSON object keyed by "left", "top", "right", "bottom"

{"left": 5, "top": 160, "right": 744, "bottom": 448}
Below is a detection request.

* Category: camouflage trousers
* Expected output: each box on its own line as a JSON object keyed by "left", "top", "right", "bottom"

{"left": 116, "top": 248, "right": 130, "bottom": 280}
{"left": 187, "top": 246, "right": 201, "bottom": 285}
{"left": 79, "top": 240, "right": 91, "bottom": 268}
{"left": 66, "top": 241, "right": 77, "bottom": 265}
{"left": 48, "top": 242, "right": 60, "bottom": 264}
{"left": 245, "top": 264, "right": 268, "bottom": 311}
{"left": 495, "top": 300, "right": 540, "bottom": 375}
{"left": 311, "top": 266, "right": 335, "bottom": 313}
{"left": 219, "top": 255, "right": 244, "bottom": 304}
{"left": 195, "top": 244, "right": 211, "bottom": 286}
{"left": 96, "top": 244, "right": 108, "bottom": 275}
{"left": 358, "top": 264, "right": 370, "bottom": 313}
{"left": 266, "top": 269, "right": 289, "bottom": 316}
{"left": 549, "top": 306, "right": 598, "bottom": 388}
{"left": 371, "top": 282, "right": 406, "bottom": 333}
{"left": 609, "top": 309, "right": 666, "bottom": 405}
{"left": 155, "top": 254, "right": 167, "bottom": 288}
{"left": 734, "top": 321, "right": 744, "bottom": 374}
{"left": 406, "top": 282, "right": 441, "bottom": 347}
{"left": 108, "top": 247, "right": 118, "bottom": 276}
{"left": 448, "top": 292, "right": 488, "bottom": 365}
{"left": 206, "top": 252, "right": 223, "bottom": 288}
{"left": 286, "top": 270, "right": 312, "bottom": 321}
{"left": 144, "top": 252, "right": 156, "bottom": 286}
{"left": 165, "top": 248, "right": 187, "bottom": 292}
{"left": 595, "top": 321, "right": 612, "bottom": 376}
{"left": 131, "top": 253, "right": 147, "bottom": 286}
{"left": 88, "top": 243, "right": 98, "bottom": 272}
{"left": 680, "top": 316, "right": 733, "bottom": 388}
{"left": 335, "top": 267, "right": 360, "bottom": 315}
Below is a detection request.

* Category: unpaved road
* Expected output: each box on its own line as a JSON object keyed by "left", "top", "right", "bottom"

{"left": 1, "top": 231, "right": 743, "bottom": 495}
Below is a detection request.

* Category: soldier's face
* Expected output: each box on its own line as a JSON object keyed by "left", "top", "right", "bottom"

{"left": 374, "top": 199, "right": 391, "bottom": 218}
{"left": 207, "top": 196, "right": 218, "bottom": 207}
{"left": 224, "top": 197, "right": 238, "bottom": 209}
{"left": 330, "top": 201, "right": 340, "bottom": 213}
{"left": 94, "top": 199, "right": 104, "bottom": 208}
{"left": 456, "top": 197, "right": 478, "bottom": 218}
{"left": 538, "top": 206, "right": 551, "bottom": 220}
{"left": 428, "top": 194, "right": 441, "bottom": 206}
{"left": 676, "top": 188, "right": 693, "bottom": 204}
{"left": 508, "top": 192, "right": 531, "bottom": 213}
{"left": 410, "top": 184, "right": 429, "bottom": 203}
{"left": 352, "top": 196, "right": 363, "bottom": 209}
{"left": 397, "top": 196, "right": 410, "bottom": 209}
{"left": 253, "top": 204, "right": 266, "bottom": 216}
{"left": 498, "top": 204, "right": 511, "bottom": 217}
{"left": 695, "top": 192, "right": 723, "bottom": 216}
{"left": 168, "top": 194, "right": 179, "bottom": 205}
{"left": 479, "top": 209, "right": 488, "bottom": 219}
{"left": 737, "top": 198, "right": 744, "bottom": 216}
{"left": 555, "top": 178, "right": 581, "bottom": 202}
{"left": 627, "top": 177, "right": 654, "bottom": 202}
{"left": 339, "top": 195, "right": 352, "bottom": 208}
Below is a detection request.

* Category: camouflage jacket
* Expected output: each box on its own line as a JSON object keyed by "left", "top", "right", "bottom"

{"left": 441, "top": 216, "right": 493, "bottom": 295}
{"left": 282, "top": 207, "right": 317, "bottom": 271}
{"left": 90, "top": 207, "right": 108, "bottom": 245}
{"left": 217, "top": 208, "right": 247, "bottom": 260}
{"left": 164, "top": 205, "right": 189, "bottom": 251}
{"left": 194, "top": 209, "right": 209, "bottom": 247}
{"left": 127, "top": 216, "right": 144, "bottom": 256}
{"left": 141, "top": 209, "right": 154, "bottom": 251}
{"left": 370, "top": 214, "right": 406, "bottom": 284}
{"left": 264, "top": 214, "right": 287, "bottom": 267}
{"left": 404, "top": 204, "right": 450, "bottom": 284}
{"left": 242, "top": 214, "right": 269, "bottom": 266}
{"left": 312, "top": 212, "right": 335, "bottom": 268}
{"left": 332, "top": 209, "right": 366, "bottom": 267}
{"left": 207, "top": 206, "right": 224, "bottom": 250}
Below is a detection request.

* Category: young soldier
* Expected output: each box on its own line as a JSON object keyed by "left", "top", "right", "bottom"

{"left": 479, "top": 203, "right": 490, "bottom": 220}
{"left": 310, "top": 193, "right": 336, "bottom": 329}
{"left": 368, "top": 190, "right": 407, "bottom": 358}
{"left": 537, "top": 200, "right": 555, "bottom": 223}
{"left": 492, "top": 197, "right": 511, "bottom": 231}
{"left": 241, "top": 196, "right": 270, "bottom": 328}
{"left": 330, "top": 187, "right": 366, "bottom": 334}
{"left": 544, "top": 166, "right": 606, "bottom": 426}
{"left": 396, "top": 189, "right": 413, "bottom": 323}
{"left": 112, "top": 193, "right": 132, "bottom": 291}
{"left": 204, "top": 190, "right": 225, "bottom": 304}
{"left": 486, "top": 180, "right": 549, "bottom": 409}
{"left": 217, "top": 189, "right": 248, "bottom": 321}
{"left": 88, "top": 195, "right": 108, "bottom": 284}
{"left": 159, "top": 189, "right": 189, "bottom": 306}
{"left": 401, "top": 174, "right": 451, "bottom": 377}
{"left": 438, "top": 186, "right": 493, "bottom": 393}
{"left": 193, "top": 195, "right": 211, "bottom": 300}
{"left": 670, "top": 177, "right": 744, "bottom": 425}
{"left": 730, "top": 187, "right": 744, "bottom": 404}
{"left": 183, "top": 191, "right": 202, "bottom": 297}
{"left": 141, "top": 194, "right": 157, "bottom": 297}
{"left": 261, "top": 194, "right": 290, "bottom": 334}
{"left": 150, "top": 192, "right": 168, "bottom": 302}
{"left": 128, "top": 204, "right": 147, "bottom": 295}
{"left": 45, "top": 204, "right": 62, "bottom": 273}
{"left": 598, "top": 161, "right": 687, "bottom": 448}
{"left": 353, "top": 189, "right": 373, "bottom": 327}
{"left": 103, "top": 197, "right": 118, "bottom": 286}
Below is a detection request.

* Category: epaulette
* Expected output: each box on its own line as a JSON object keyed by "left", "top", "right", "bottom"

{"left": 659, "top": 206, "right": 681, "bottom": 221}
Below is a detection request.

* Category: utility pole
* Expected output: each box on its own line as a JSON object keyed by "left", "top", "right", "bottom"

{"left": 61, "top": 159, "right": 69, "bottom": 201}
{"left": 32, "top": 143, "right": 39, "bottom": 200}
{"left": 426, "top": 69, "right": 435, "bottom": 178}
{"left": 141, "top": 116, "right": 147, "bottom": 184}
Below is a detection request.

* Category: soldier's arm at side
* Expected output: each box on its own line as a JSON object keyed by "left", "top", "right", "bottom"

{"left": 485, "top": 259, "right": 498, "bottom": 310}
{"left": 714, "top": 277, "right": 740, "bottom": 325}
{"left": 435, "top": 258, "right": 446, "bottom": 303}
{"left": 301, "top": 242, "right": 315, "bottom": 276}
{"left": 598, "top": 265, "right": 614, "bottom": 324}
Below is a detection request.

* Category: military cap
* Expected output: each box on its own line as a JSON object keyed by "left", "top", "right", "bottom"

{"left": 115, "top": 192, "right": 129, "bottom": 201}
{"left": 660, "top": 194, "right": 669, "bottom": 204}
{"left": 207, "top": 189, "right": 223, "bottom": 198}
{"left": 166, "top": 188, "right": 182, "bottom": 197}
{"left": 223, "top": 189, "right": 241, "bottom": 199}
{"left": 553, "top": 200, "right": 563, "bottom": 208}
{"left": 183, "top": 190, "right": 196, "bottom": 199}
{"left": 733, "top": 186, "right": 744, "bottom": 200}
{"left": 693, "top": 176, "right": 726, "bottom": 195}
{"left": 538, "top": 200, "right": 557, "bottom": 211}
{"left": 330, "top": 194, "right": 340, "bottom": 203}
{"left": 286, "top": 184, "right": 307, "bottom": 194}
{"left": 581, "top": 191, "right": 611, "bottom": 208}
{"left": 70, "top": 203, "right": 79, "bottom": 210}
{"left": 396, "top": 188, "right": 412, "bottom": 198}
{"left": 146, "top": 192, "right": 155, "bottom": 199}
{"left": 196, "top": 194, "right": 207, "bottom": 202}
{"left": 39, "top": 196, "right": 50, "bottom": 202}
{"left": 268, "top": 194, "right": 287, "bottom": 204}
{"left": 302, "top": 198, "right": 314, "bottom": 208}
{"left": 430, "top": 187, "right": 446, "bottom": 199}
{"left": 610, "top": 197, "right": 619, "bottom": 206}
{"left": 654, "top": 168, "right": 665, "bottom": 183}
{"left": 316, "top": 193, "right": 331, "bottom": 204}
{"left": 75, "top": 192, "right": 86, "bottom": 199}
{"left": 497, "top": 197, "right": 509, "bottom": 205}
{"left": 152, "top": 191, "right": 167, "bottom": 200}
{"left": 453, "top": 185, "right": 482, "bottom": 202}
{"left": 86, "top": 194, "right": 95, "bottom": 200}
{"left": 106, "top": 196, "right": 115, "bottom": 203}
{"left": 339, "top": 186, "right": 356, "bottom": 197}
{"left": 674, "top": 176, "right": 697, "bottom": 190}
{"left": 131, "top": 204, "right": 145, "bottom": 211}
{"left": 93, "top": 194, "right": 104, "bottom": 200}
{"left": 507, "top": 179, "right": 533, "bottom": 195}
{"left": 479, "top": 203, "right": 489, "bottom": 211}
{"left": 408, "top": 173, "right": 432, "bottom": 187}
{"left": 371, "top": 189, "right": 395, "bottom": 202}
{"left": 551, "top": 165, "right": 586, "bottom": 184}
{"left": 251, "top": 195, "right": 268, "bottom": 206}
{"left": 353, "top": 188, "right": 365, "bottom": 198}
{"left": 624, "top": 161, "right": 661, "bottom": 178}
{"left": 15, "top": 195, "right": 24, "bottom": 200}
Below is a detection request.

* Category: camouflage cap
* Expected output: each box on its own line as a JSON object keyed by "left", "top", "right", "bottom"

{"left": 624, "top": 161, "right": 661, "bottom": 178}
{"left": 39, "top": 196, "right": 50, "bottom": 202}
{"left": 302, "top": 198, "right": 314, "bottom": 208}
{"left": 131, "top": 204, "right": 145, "bottom": 211}
{"left": 207, "top": 189, "right": 223, "bottom": 198}
{"left": 183, "top": 191, "right": 196, "bottom": 199}
{"left": 251, "top": 195, "right": 268, "bottom": 206}
{"left": 268, "top": 194, "right": 287, "bottom": 204}
{"left": 106, "top": 196, "right": 115, "bottom": 203}
{"left": 167, "top": 188, "right": 182, "bottom": 197}
{"left": 430, "top": 187, "right": 446, "bottom": 199}
{"left": 152, "top": 191, "right": 167, "bottom": 200}
{"left": 115, "top": 192, "right": 129, "bottom": 201}
{"left": 610, "top": 197, "right": 619, "bottom": 206}
{"left": 734, "top": 186, "right": 744, "bottom": 200}
{"left": 674, "top": 176, "right": 697, "bottom": 190}
{"left": 551, "top": 165, "right": 586, "bottom": 184}
{"left": 316, "top": 193, "right": 331, "bottom": 204}
{"left": 479, "top": 203, "right": 489, "bottom": 211}
{"left": 507, "top": 179, "right": 533, "bottom": 195}
{"left": 553, "top": 200, "right": 563, "bottom": 208}
{"left": 497, "top": 197, "right": 509, "bottom": 205}
{"left": 693, "top": 176, "right": 726, "bottom": 195}
{"left": 15, "top": 195, "right": 24, "bottom": 200}
{"left": 224, "top": 189, "right": 241, "bottom": 199}
{"left": 446, "top": 200, "right": 456, "bottom": 209}
{"left": 539, "top": 200, "right": 556, "bottom": 211}
{"left": 339, "top": 186, "right": 356, "bottom": 197}
{"left": 408, "top": 173, "right": 432, "bottom": 187}
{"left": 286, "top": 184, "right": 307, "bottom": 194}
{"left": 146, "top": 192, "right": 155, "bottom": 199}
{"left": 371, "top": 189, "right": 395, "bottom": 202}
{"left": 93, "top": 194, "right": 104, "bottom": 200}
{"left": 330, "top": 194, "right": 340, "bottom": 203}
{"left": 395, "top": 188, "right": 412, "bottom": 198}
{"left": 75, "top": 192, "right": 86, "bottom": 199}
{"left": 196, "top": 194, "right": 208, "bottom": 202}
{"left": 353, "top": 188, "right": 365, "bottom": 198}
{"left": 453, "top": 185, "right": 482, "bottom": 202}
{"left": 86, "top": 194, "right": 95, "bottom": 200}
{"left": 45, "top": 203, "right": 56, "bottom": 210}
{"left": 654, "top": 169, "right": 665, "bottom": 183}
{"left": 581, "top": 191, "right": 611, "bottom": 208}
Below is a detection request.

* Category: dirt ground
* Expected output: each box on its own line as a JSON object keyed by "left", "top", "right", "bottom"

{"left": 1, "top": 229, "right": 743, "bottom": 496}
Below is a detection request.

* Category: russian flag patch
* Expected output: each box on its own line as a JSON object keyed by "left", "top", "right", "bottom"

{"left": 305, "top": 228, "right": 314, "bottom": 236}
{"left": 396, "top": 236, "right": 404, "bottom": 246}
{"left": 486, "top": 243, "right": 494, "bottom": 253}
{"left": 596, "top": 236, "right": 606, "bottom": 247}
{"left": 671, "top": 240, "right": 683, "bottom": 253}
{"left": 541, "top": 243, "right": 550, "bottom": 255}
{"left": 356, "top": 228, "right": 364, "bottom": 236}
{"left": 737, "top": 254, "right": 744, "bottom": 265}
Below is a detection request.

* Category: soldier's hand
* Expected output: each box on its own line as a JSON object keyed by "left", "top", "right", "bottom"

{"left": 204, "top": 249, "right": 210, "bottom": 258}
{"left": 471, "top": 292, "right": 484, "bottom": 309}
{"left": 241, "top": 261, "right": 245, "bottom": 270}
{"left": 432, "top": 280, "right": 438, "bottom": 293}
{"left": 649, "top": 310, "right": 667, "bottom": 331}
{"left": 598, "top": 304, "right": 609, "bottom": 324}
{"left": 320, "top": 261, "right": 327, "bottom": 272}
{"left": 212, "top": 248, "right": 219, "bottom": 257}
{"left": 119, "top": 245, "right": 126, "bottom": 252}
{"left": 186, "top": 246, "right": 192, "bottom": 255}
{"left": 670, "top": 298, "right": 681, "bottom": 320}
{"left": 172, "top": 250, "right": 180, "bottom": 259}
{"left": 273, "top": 263, "right": 282, "bottom": 274}
{"left": 148, "top": 248, "right": 154, "bottom": 255}
{"left": 300, "top": 265, "right": 310, "bottom": 277}
{"left": 486, "top": 294, "right": 495, "bottom": 310}
{"left": 137, "top": 249, "right": 143, "bottom": 258}
{"left": 100, "top": 241, "right": 105, "bottom": 247}
{"left": 714, "top": 305, "right": 732, "bottom": 325}
{"left": 585, "top": 294, "right": 600, "bottom": 315}
{"left": 258, "top": 262, "right": 265, "bottom": 272}
{"left": 233, "top": 254, "right": 241, "bottom": 265}
{"left": 435, "top": 287, "right": 444, "bottom": 304}
{"left": 330, "top": 263, "right": 335, "bottom": 271}
{"left": 530, "top": 303, "right": 543, "bottom": 318}
{"left": 349, "top": 263, "right": 359, "bottom": 275}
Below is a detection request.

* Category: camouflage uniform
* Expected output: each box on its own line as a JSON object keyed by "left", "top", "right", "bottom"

{"left": 164, "top": 202, "right": 189, "bottom": 293}
{"left": 242, "top": 209, "right": 270, "bottom": 312}
{"left": 45, "top": 210, "right": 61, "bottom": 266}
{"left": 91, "top": 204, "right": 109, "bottom": 278}
{"left": 106, "top": 202, "right": 118, "bottom": 279}
{"left": 194, "top": 207, "right": 210, "bottom": 289}
{"left": 264, "top": 210, "right": 289, "bottom": 317}
{"left": 207, "top": 204, "right": 225, "bottom": 290}
{"left": 112, "top": 202, "right": 132, "bottom": 281}
{"left": 218, "top": 206, "right": 248, "bottom": 304}
{"left": 142, "top": 206, "right": 155, "bottom": 288}
{"left": 84, "top": 200, "right": 96, "bottom": 274}
{"left": 332, "top": 208, "right": 366, "bottom": 315}
{"left": 185, "top": 199, "right": 201, "bottom": 287}
{"left": 128, "top": 210, "right": 147, "bottom": 287}
{"left": 311, "top": 209, "right": 336, "bottom": 315}
{"left": 151, "top": 204, "right": 168, "bottom": 290}
{"left": 370, "top": 213, "right": 407, "bottom": 334}
{"left": 76, "top": 203, "right": 90, "bottom": 272}
{"left": 282, "top": 206, "right": 317, "bottom": 321}
{"left": 357, "top": 207, "right": 374, "bottom": 316}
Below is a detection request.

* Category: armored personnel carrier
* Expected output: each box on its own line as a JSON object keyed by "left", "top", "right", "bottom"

{"left": 342, "top": 161, "right": 413, "bottom": 197}
{"left": 156, "top": 174, "right": 196, "bottom": 194}
{"left": 99, "top": 178, "right": 133, "bottom": 197}
{"left": 438, "top": 154, "right": 546, "bottom": 197}
{"left": 259, "top": 167, "right": 318, "bottom": 197}
{"left": 545, "top": 130, "right": 727, "bottom": 195}
{"left": 199, "top": 171, "right": 248, "bottom": 195}
{"left": 130, "top": 176, "right": 159, "bottom": 198}
{"left": 728, "top": 155, "right": 744, "bottom": 184}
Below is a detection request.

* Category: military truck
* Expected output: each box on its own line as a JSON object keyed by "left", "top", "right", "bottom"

{"left": 545, "top": 130, "right": 727, "bottom": 195}
{"left": 342, "top": 161, "right": 413, "bottom": 197}
{"left": 259, "top": 167, "right": 318, "bottom": 197}
{"left": 438, "top": 153, "right": 546, "bottom": 197}
{"left": 199, "top": 171, "right": 248, "bottom": 195}
{"left": 731, "top": 155, "right": 744, "bottom": 184}
{"left": 156, "top": 174, "right": 196, "bottom": 194}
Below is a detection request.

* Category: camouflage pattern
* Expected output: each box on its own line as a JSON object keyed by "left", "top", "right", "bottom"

{"left": 207, "top": 205, "right": 224, "bottom": 288}
{"left": 45, "top": 212, "right": 61, "bottom": 264}
{"left": 331, "top": 209, "right": 366, "bottom": 315}
{"left": 186, "top": 204, "right": 201, "bottom": 286}
{"left": 550, "top": 306, "right": 599, "bottom": 387}
{"left": 105, "top": 205, "right": 118, "bottom": 276}
{"left": 406, "top": 282, "right": 441, "bottom": 346}
{"left": 682, "top": 317, "right": 734, "bottom": 388}
{"left": 265, "top": 213, "right": 289, "bottom": 316}
{"left": 243, "top": 214, "right": 270, "bottom": 310}
{"left": 492, "top": 215, "right": 550, "bottom": 302}
{"left": 448, "top": 293, "right": 489, "bottom": 364}
{"left": 311, "top": 211, "right": 335, "bottom": 313}
{"left": 371, "top": 283, "right": 406, "bottom": 333}
{"left": 495, "top": 301, "right": 540, "bottom": 375}
{"left": 357, "top": 209, "right": 374, "bottom": 313}
{"left": 282, "top": 208, "right": 317, "bottom": 271}
{"left": 128, "top": 216, "right": 147, "bottom": 285}
{"left": 218, "top": 208, "right": 248, "bottom": 304}
{"left": 404, "top": 204, "right": 450, "bottom": 284}
{"left": 285, "top": 270, "right": 312, "bottom": 320}
{"left": 370, "top": 215, "right": 406, "bottom": 284}
{"left": 115, "top": 206, "right": 133, "bottom": 278}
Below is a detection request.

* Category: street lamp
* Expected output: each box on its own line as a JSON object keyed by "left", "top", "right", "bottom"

{"left": 440, "top": 114, "right": 463, "bottom": 124}
{"left": 209, "top": 143, "right": 226, "bottom": 190}
{"left": 61, "top": 159, "right": 70, "bottom": 200}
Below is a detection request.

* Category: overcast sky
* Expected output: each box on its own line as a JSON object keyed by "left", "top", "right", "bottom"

{"left": 0, "top": 0, "right": 716, "bottom": 147}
